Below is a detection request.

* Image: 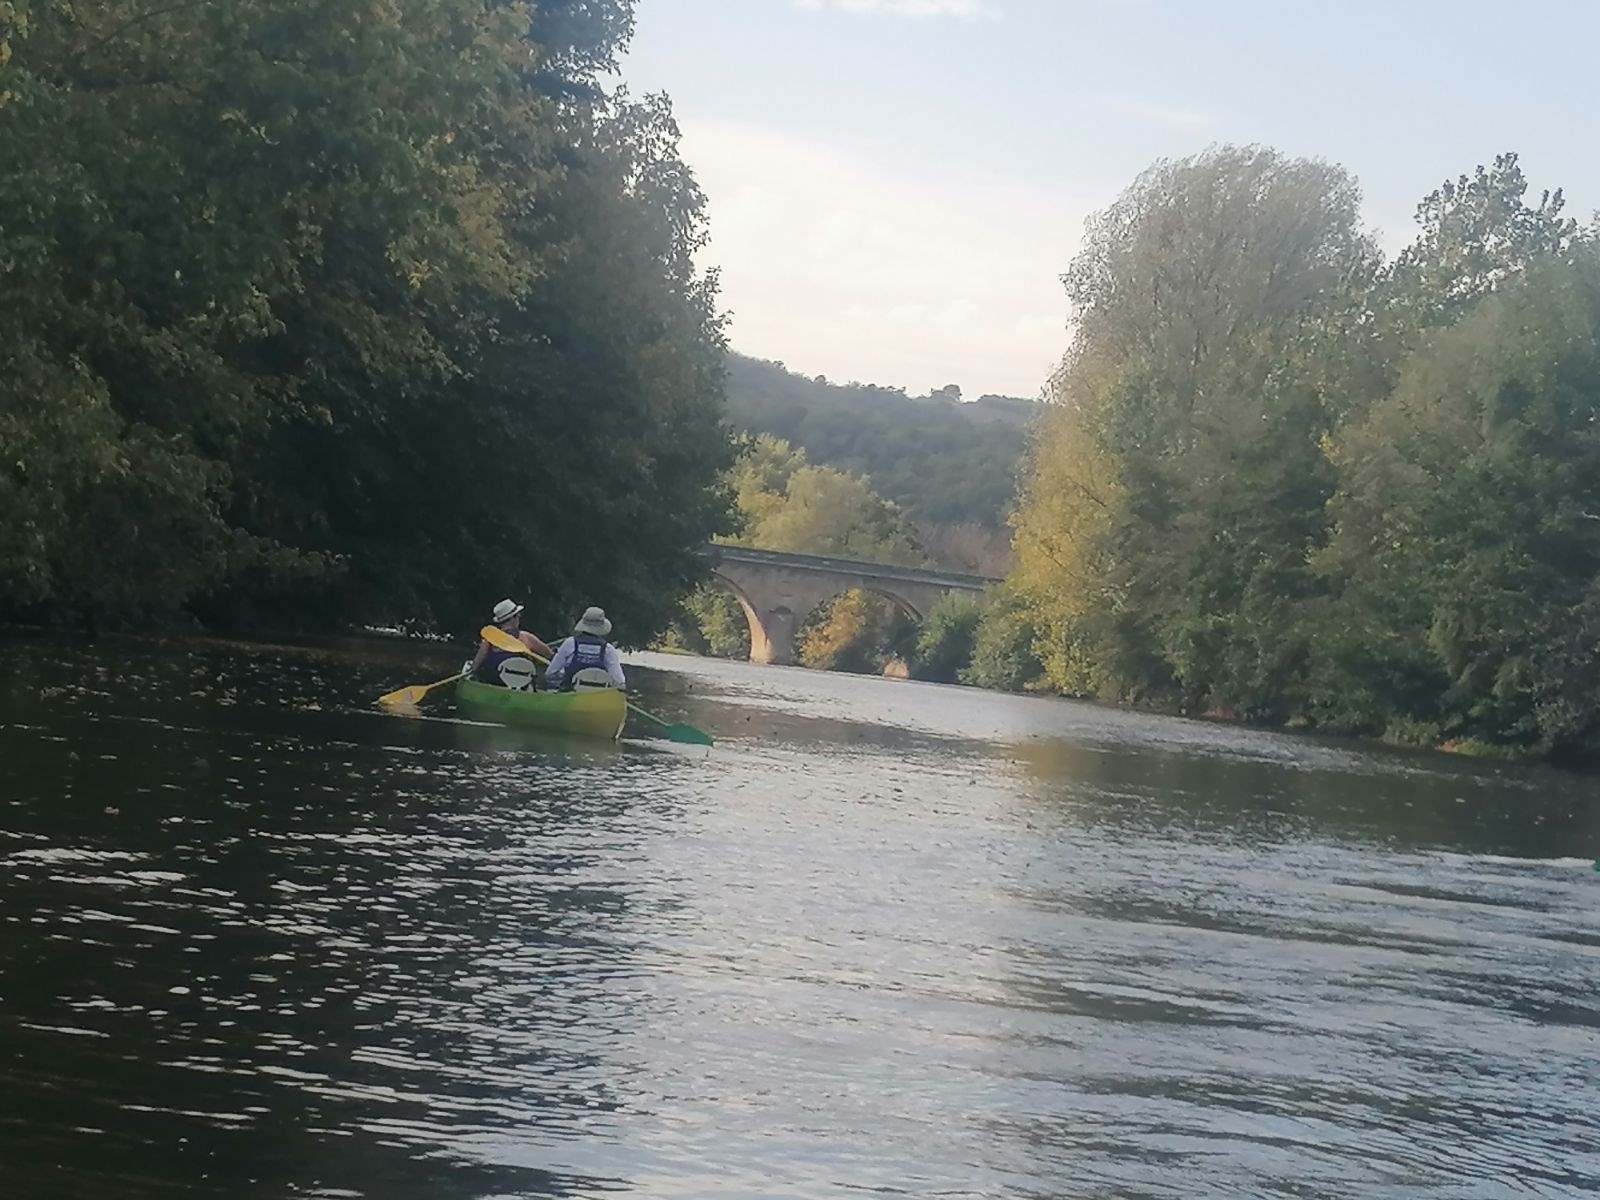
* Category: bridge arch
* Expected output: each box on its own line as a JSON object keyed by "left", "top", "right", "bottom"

{"left": 859, "top": 587, "right": 924, "bottom": 624}
{"left": 705, "top": 569, "right": 792, "bottom": 665}
{"left": 701, "top": 545, "right": 996, "bottom": 666}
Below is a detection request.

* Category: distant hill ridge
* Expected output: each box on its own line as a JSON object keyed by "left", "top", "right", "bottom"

{"left": 723, "top": 354, "right": 1040, "bottom": 529}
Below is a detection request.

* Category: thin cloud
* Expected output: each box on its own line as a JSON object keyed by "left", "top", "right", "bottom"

{"left": 795, "top": 0, "right": 1002, "bottom": 18}
{"left": 1130, "top": 102, "right": 1216, "bottom": 130}
{"left": 1093, "top": 93, "right": 1219, "bottom": 130}
{"left": 680, "top": 119, "right": 1087, "bottom": 397}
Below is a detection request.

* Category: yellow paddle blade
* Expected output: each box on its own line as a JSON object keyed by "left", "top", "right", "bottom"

{"left": 479, "top": 624, "right": 550, "bottom": 665}
{"left": 377, "top": 672, "right": 463, "bottom": 708}
{"left": 378, "top": 684, "right": 429, "bottom": 706}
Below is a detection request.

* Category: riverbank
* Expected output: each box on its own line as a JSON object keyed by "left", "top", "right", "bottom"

{"left": 647, "top": 641, "right": 1597, "bottom": 771}
{"left": 11, "top": 613, "right": 1584, "bottom": 770}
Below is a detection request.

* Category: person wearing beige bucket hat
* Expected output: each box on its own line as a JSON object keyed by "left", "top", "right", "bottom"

{"left": 467, "top": 598, "right": 556, "bottom": 689}
{"left": 543, "top": 606, "right": 626, "bottom": 692}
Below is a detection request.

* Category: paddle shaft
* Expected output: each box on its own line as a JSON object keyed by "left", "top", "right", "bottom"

{"left": 625, "top": 702, "right": 678, "bottom": 730}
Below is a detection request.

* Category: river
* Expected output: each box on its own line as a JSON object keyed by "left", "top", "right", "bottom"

{"left": 3, "top": 632, "right": 1599, "bottom": 1198}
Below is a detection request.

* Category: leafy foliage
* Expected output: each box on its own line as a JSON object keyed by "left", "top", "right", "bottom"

{"left": 676, "top": 435, "right": 930, "bottom": 667}
{"left": 723, "top": 435, "right": 924, "bottom": 565}
{"left": 910, "top": 594, "right": 982, "bottom": 684}
{"left": 663, "top": 585, "right": 749, "bottom": 659}
{"left": 964, "top": 585, "right": 1045, "bottom": 692}
{"left": 725, "top": 354, "right": 1036, "bottom": 531}
{"left": 1315, "top": 252, "right": 1600, "bottom": 755}
{"left": 798, "top": 589, "right": 917, "bottom": 675}
{"left": 1002, "top": 143, "right": 1600, "bottom": 758}
{"left": 1010, "top": 145, "right": 1376, "bottom": 714}
{"left": 1381, "top": 153, "right": 1579, "bottom": 337}
{"left": 0, "top": 0, "right": 734, "bottom": 642}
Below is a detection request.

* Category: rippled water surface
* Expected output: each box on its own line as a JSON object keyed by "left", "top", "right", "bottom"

{"left": 4, "top": 632, "right": 1600, "bottom": 1198}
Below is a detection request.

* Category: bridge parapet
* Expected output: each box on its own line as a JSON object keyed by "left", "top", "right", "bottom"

{"left": 699, "top": 544, "right": 999, "bottom": 665}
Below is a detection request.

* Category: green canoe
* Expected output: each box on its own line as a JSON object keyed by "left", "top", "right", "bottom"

{"left": 456, "top": 678, "right": 627, "bottom": 740}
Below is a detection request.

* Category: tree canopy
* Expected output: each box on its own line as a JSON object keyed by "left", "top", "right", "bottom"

{"left": 0, "top": 0, "right": 734, "bottom": 643}
{"left": 997, "top": 145, "right": 1600, "bottom": 759}
{"left": 1315, "top": 252, "right": 1600, "bottom": 752}
{"left": 1012, "top": 146, "right": 1376, "bottom": 710}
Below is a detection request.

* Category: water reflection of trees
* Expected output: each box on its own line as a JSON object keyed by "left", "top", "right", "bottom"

{"left": 981, "top": 733, "right": 1600, "bottom": 1197}
{"left": 1009, "top": 734, "right": 1600, "bottom": 857}
{"left": 1, "top": 639, "right": 695, "bottom": 1198}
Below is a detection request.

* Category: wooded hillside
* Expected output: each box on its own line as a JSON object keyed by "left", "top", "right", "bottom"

{"left": 724, "top": 354, "right": 1037, "bottom": 531}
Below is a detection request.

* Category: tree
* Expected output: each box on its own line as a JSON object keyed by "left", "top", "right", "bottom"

{"left": 1, "top": 0, "right": 510, "bottom": 613}
{"left": 727, "top": 433, "right": 810, "bottom": 534}
{"left": 981, "top": 147, "right": 1600, "bottom": 759}
{"left": 725, "top": 435, "right": 924, "bottom": 565}
{"left": 1381, "top": 153, "right": 1579, "bottom": 338}
{"left": 1009, "top": 145, "right": 1377, "bottom": 713}
{"left": 227, "top": 85, "right": 736, "bottom": 640}
{"left": 1009, "top": 397, "right": 1118, "bottom": 696}
{"left": 728, "top": 435, "right": 924, "bottom": 671}
{"left": 723, "top": 354, "right": 1036, "bottom": 532}
{"left": 1313, "top": 248, "right": 1600, "bottom": 755}
{"left": 798, "top": 589, "right": 916, "bottom": 675}
{"left": 911, "top": 594, "right": 983, "bottom": 683}
{"left": 676, "top": 435, "right": 927, "bottom": 664}
{"left": 664, "top": 585, "right": 749, "bottom": 659}
{"left": 963, "top": 585, "right": 1045, "bottom": 692}
{"left": 0, "top": 0, "right": 736, "bottom": 638}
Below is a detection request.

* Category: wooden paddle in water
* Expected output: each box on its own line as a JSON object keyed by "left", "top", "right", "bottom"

{"left": 378, "top": 671, "right": 466, "bottom": 708}
{"left": 478, "top": 624, "right": 714, "bottom": 746}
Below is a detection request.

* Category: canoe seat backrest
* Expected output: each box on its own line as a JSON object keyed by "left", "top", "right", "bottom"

{"left": 570, "top": 666, "right": 615, "bottom": 691}
{"left": 497, "top": 657, "right": 537, "bottom": 691}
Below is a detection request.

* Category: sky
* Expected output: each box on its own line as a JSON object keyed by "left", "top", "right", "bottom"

{"left": 620, "top": 0, "right": 1600, "bottom": 398}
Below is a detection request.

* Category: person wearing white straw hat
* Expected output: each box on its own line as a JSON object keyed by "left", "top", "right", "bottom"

{"left": 543, "top": 607, "right": 626, "bottom": 692}
{"left": 467, "top": 599, "right": 556, "bottom": 690}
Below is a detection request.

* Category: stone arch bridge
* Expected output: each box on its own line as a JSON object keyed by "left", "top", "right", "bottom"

{"left": 701, "top": 545, "right": 999, "bottom": 665}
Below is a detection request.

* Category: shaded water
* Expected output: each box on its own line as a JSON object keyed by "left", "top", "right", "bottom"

{"left": 3, "top": 632, "right": 1599, "bottom": 1198}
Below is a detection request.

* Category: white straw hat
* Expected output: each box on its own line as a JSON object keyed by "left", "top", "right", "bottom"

{"left": 491, "top": 598, "right": 524, "bottom": 624}
{"left": 574, "top": 606, "right": 612, "bottom": 636}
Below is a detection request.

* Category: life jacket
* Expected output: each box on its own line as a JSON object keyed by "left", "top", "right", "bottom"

{"left": 560, "top": 632, "right": 612, "bottom": 691}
